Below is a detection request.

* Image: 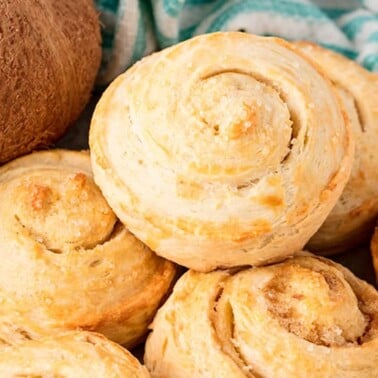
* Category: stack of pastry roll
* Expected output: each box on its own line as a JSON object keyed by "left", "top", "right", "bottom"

{"left": 0, "top": 149, "right": 177, "bottom": 349}
{"left": 0, "top": 327, "right": 150, "bottom": 377}
{"left": 89, "top": 31, "right": 378, "bottom": 377}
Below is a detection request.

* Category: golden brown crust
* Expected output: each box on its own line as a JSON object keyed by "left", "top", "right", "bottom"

{"left": 0, "top": 149, "right": 176, "bottom": 348}
{"left": 90, "top": 31, "right": 354, "bottom": 271}
{"left": 145, "top": 253, "right": 378, "bottom": 377}
{"left": 0, "top": 0, "right": 101, "bottom": 163}
{"left": 0, "top": 330, "right": 150, "bottom": 377}
{"left": 293, "top": 41, "right": 378, "bottom": 254}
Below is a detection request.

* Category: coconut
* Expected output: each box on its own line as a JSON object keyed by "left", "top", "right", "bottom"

{"left": 0, "top": 0, "right": 101, "bottom": 163}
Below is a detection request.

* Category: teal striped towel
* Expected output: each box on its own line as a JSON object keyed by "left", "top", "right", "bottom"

{"left": 95, "top": 0, "right": 378, "bottom": 84}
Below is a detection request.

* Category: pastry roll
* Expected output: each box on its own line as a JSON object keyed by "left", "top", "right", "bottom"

{"left": 294, "top": 42, "right": 378, "bottom": 254}
{"left": 90, "top": 31, "right": 353, "bottom": 271}
{"left": 145, "top": 253, "right": 378, "bottom": 378}
{"left": 0, "top": 330, "right": 150, "bottom": 377}
{"left": 0, "top": 149, "right": 176, "bottom": 348}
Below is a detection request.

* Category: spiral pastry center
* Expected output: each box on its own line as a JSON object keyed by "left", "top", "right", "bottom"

{"left": 193, "top": 73, "right": 262, "bottom": 139}
{"left": 264, "top": 264, "right": 368, "bottom": 346}
{"left": 12, "top": 172, "right": 116, "bottom": 251}
{"left": 188, "top": 72, "right": 292, "bottom": 181}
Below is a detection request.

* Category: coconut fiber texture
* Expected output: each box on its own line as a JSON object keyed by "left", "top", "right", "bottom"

{"left": 0, "top": 0, "right": 101, "bottom": 163}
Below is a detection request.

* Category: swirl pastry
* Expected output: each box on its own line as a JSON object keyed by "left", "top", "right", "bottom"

{"left": 0, "top": 330, "right": 150, "bottom": 377}
{"left": 293, "top": 42, "right": 378, "bottom": 254}
{"left": 145, "top": 253, "right": 378, "bottom": 377}
{"left": 90, "top": 31, "right": 353, "bottom": 271}
{"left": 0, "top": 149, "right": 176, "bottom": 348}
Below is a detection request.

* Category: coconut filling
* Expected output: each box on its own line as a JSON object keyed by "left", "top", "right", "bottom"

{"left": 10, "top": 170, "right": 117, "bottom": 253}
{"left": 209, "top": 258, "right": 372, "bottom": 377}
{"left": 262, "top": 262, "right": 368, "bottom": 346}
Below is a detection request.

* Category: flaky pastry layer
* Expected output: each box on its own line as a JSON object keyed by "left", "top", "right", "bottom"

{"left": 90, "top": 32, "right": 353, "bottom": 271}
{"left": 0, "top": 330, "right": 150, "bottom": 377}
{"left": 145, "top": 253, "right": 378, "bottom": 377}
{"left": 0, "top": 149, "right": 176, "bottom": 348}
{"left": 294, "top": 42, "right": 378, "bottom": 254}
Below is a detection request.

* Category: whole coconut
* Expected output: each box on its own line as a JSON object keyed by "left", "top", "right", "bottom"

{"left": 0, "top": 0, "right": 101, "bottom": 163}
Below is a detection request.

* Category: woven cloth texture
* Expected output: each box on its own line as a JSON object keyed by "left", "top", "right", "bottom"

{"left": 95, "top": 0, "right": 378, "bottom": 83}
